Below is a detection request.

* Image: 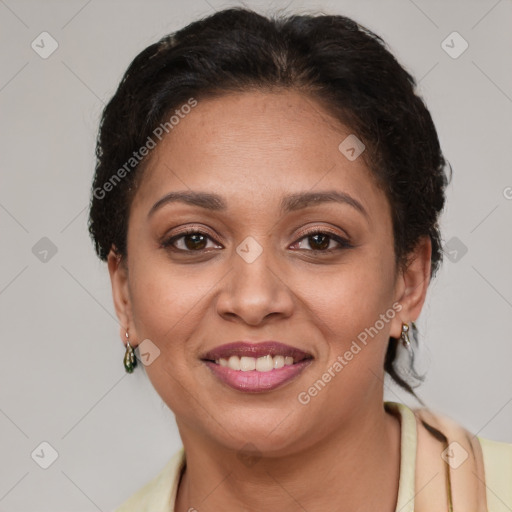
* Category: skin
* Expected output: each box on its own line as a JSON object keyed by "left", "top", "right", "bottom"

{"left": 108, "top": 90, "right": 431, "bottom": 512}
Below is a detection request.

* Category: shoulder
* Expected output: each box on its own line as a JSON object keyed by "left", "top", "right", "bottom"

{"left": 413, "top": 404, "right": 512, "bottom": 509}
{"left": 478, "top": 436, "right": 512, "bottom": 510}
{"left": 115, "top": 447, "right": 185, "bottom": 512}
{"left": 478, "top": 435, "right": 512, "bottom": 461}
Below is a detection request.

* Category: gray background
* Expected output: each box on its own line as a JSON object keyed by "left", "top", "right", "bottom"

{"left": 1, "top": 0, "right": 511, "bottom": 510}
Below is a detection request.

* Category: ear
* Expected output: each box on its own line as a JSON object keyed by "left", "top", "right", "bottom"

{"left": 107, "top": 248, "right": 136, "bottom": 346}
{"left": 390, "top": 235, "right": 432, "bottom": 339}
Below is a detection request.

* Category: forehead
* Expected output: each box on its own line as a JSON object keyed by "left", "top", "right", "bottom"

{"left": 132, "top": 90, "right": 388, "bottom": 219}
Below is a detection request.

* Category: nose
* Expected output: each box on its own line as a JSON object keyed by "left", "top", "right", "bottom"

{"left": 215, "top": 243, "right": 295, "bottom": 326}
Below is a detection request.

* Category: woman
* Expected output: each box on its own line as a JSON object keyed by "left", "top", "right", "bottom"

{"left": 88, "top": 7, "right": 512, "bottom": 511}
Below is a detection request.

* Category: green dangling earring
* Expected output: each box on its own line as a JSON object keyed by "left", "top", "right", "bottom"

{"left": 124, "top": 331, "right": 137, "bottom": 373}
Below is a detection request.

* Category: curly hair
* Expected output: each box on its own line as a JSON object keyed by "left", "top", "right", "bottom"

{"left": 88, "top": 7, "right": 449, "bottom": 397}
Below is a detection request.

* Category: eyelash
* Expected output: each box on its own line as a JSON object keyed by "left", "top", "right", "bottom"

{"left": 160, "top": 227, "right": 353, "bottom": 254}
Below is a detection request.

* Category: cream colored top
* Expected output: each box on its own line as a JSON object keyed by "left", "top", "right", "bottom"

{"left": 115, "top": 401, "right": 512, "bottom": 511}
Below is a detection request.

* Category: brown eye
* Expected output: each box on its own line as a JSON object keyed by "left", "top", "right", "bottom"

{"left": 182, "top": 233, "right": 207, "bottom": 250}
{"left": 308, "top": 233, "right": 330, "bottom": 250}
{"left": 292, "top": 230, "right": 352, "bottom": 252}
{"left": 161, "top": 230, "right": 221, "bottom": 252}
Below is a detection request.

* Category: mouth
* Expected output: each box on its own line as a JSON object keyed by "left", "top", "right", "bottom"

{"left": 200, "top": 341, "right": 314, "bottom": 392}
{"left": 200, "top": 341, "right": 314, "bottom": 370}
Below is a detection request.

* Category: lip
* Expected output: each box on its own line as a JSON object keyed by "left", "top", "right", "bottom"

{"left": 204, "top": 359, "right": 313, "bottom": 392}
{"left": 200, "top": 341, "right": 313, "bottom": 362}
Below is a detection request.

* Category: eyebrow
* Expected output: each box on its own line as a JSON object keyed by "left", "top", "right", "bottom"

{"left": 281, "top": 190, "right": 368, "bottom": 218}
{"left": 148, "top": 189, "right": 368, "bottom": 219}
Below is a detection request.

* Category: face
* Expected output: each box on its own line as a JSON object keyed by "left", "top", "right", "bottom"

{"left": 109, "top": 90, "right": 430, "bottom": 455}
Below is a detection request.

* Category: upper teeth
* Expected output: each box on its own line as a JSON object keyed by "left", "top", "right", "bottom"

{"left": 215, "top": 355, "right": 295, "bottom": 372}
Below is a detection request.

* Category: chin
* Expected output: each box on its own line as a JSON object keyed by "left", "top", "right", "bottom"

{"left": 213, "top": 413, "right": 308, "bottom": 454}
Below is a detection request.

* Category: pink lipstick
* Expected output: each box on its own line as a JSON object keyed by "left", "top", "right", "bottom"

{"left": 201, "top": 341, "right": 313, "bottom": 393}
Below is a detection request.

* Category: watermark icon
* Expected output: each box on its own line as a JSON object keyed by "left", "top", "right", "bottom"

{"left": 298, "top": 302, "right": 402, "bottom": 405}
{"left": 31, "top": 441, "right": 59, "bottom": 469}
{"left": 441, "top": 31, "right": 469, "bottom": 59}
{"left": 444, "top": 236, "right": 468, "bottom": 263}
{"left": 32, "top": 237, "right": 58, "bottom": 263}
{"left": 441, "top": 441, "right": 468, "bottom": 469}
{"left": 135, "top": 339, "right": 161, "bottom": 366}
{"left": 503, "top": 186, "right": 512, "bottom": 200}
{"left": 31, "top": 31, "right": 59, "bottom": 59}
{"left": 338, "top": 134, "right": 365, "bottom": 161}
{"left": 237, "top": 442, "right": 262, "bottom": 468}
{"left": 93, "top": 98, "right": 198, "bottom": 200}
{"left": 236, "top": 236, "right": 263, "bottom": 263}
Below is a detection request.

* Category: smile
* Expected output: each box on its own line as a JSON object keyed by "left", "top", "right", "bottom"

{"left": 200, "top": 340, "right": 314, "bottom": 392}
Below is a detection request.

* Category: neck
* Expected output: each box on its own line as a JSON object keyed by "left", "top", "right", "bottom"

{"left": 175, "top": 402, "right": 401, "bottom": 512}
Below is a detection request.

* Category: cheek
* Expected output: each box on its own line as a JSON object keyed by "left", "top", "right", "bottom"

{"left": 309, "top": 243, "right": 396, "bottom": 340}
{"left": 127, "top": 261, "right": 212, "bottom": 407}
{"left": 127, "top": 249, "right": 228, "bottom": 372}
{"left": 299, "top": 256, "right": 397, "bottom": 412}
